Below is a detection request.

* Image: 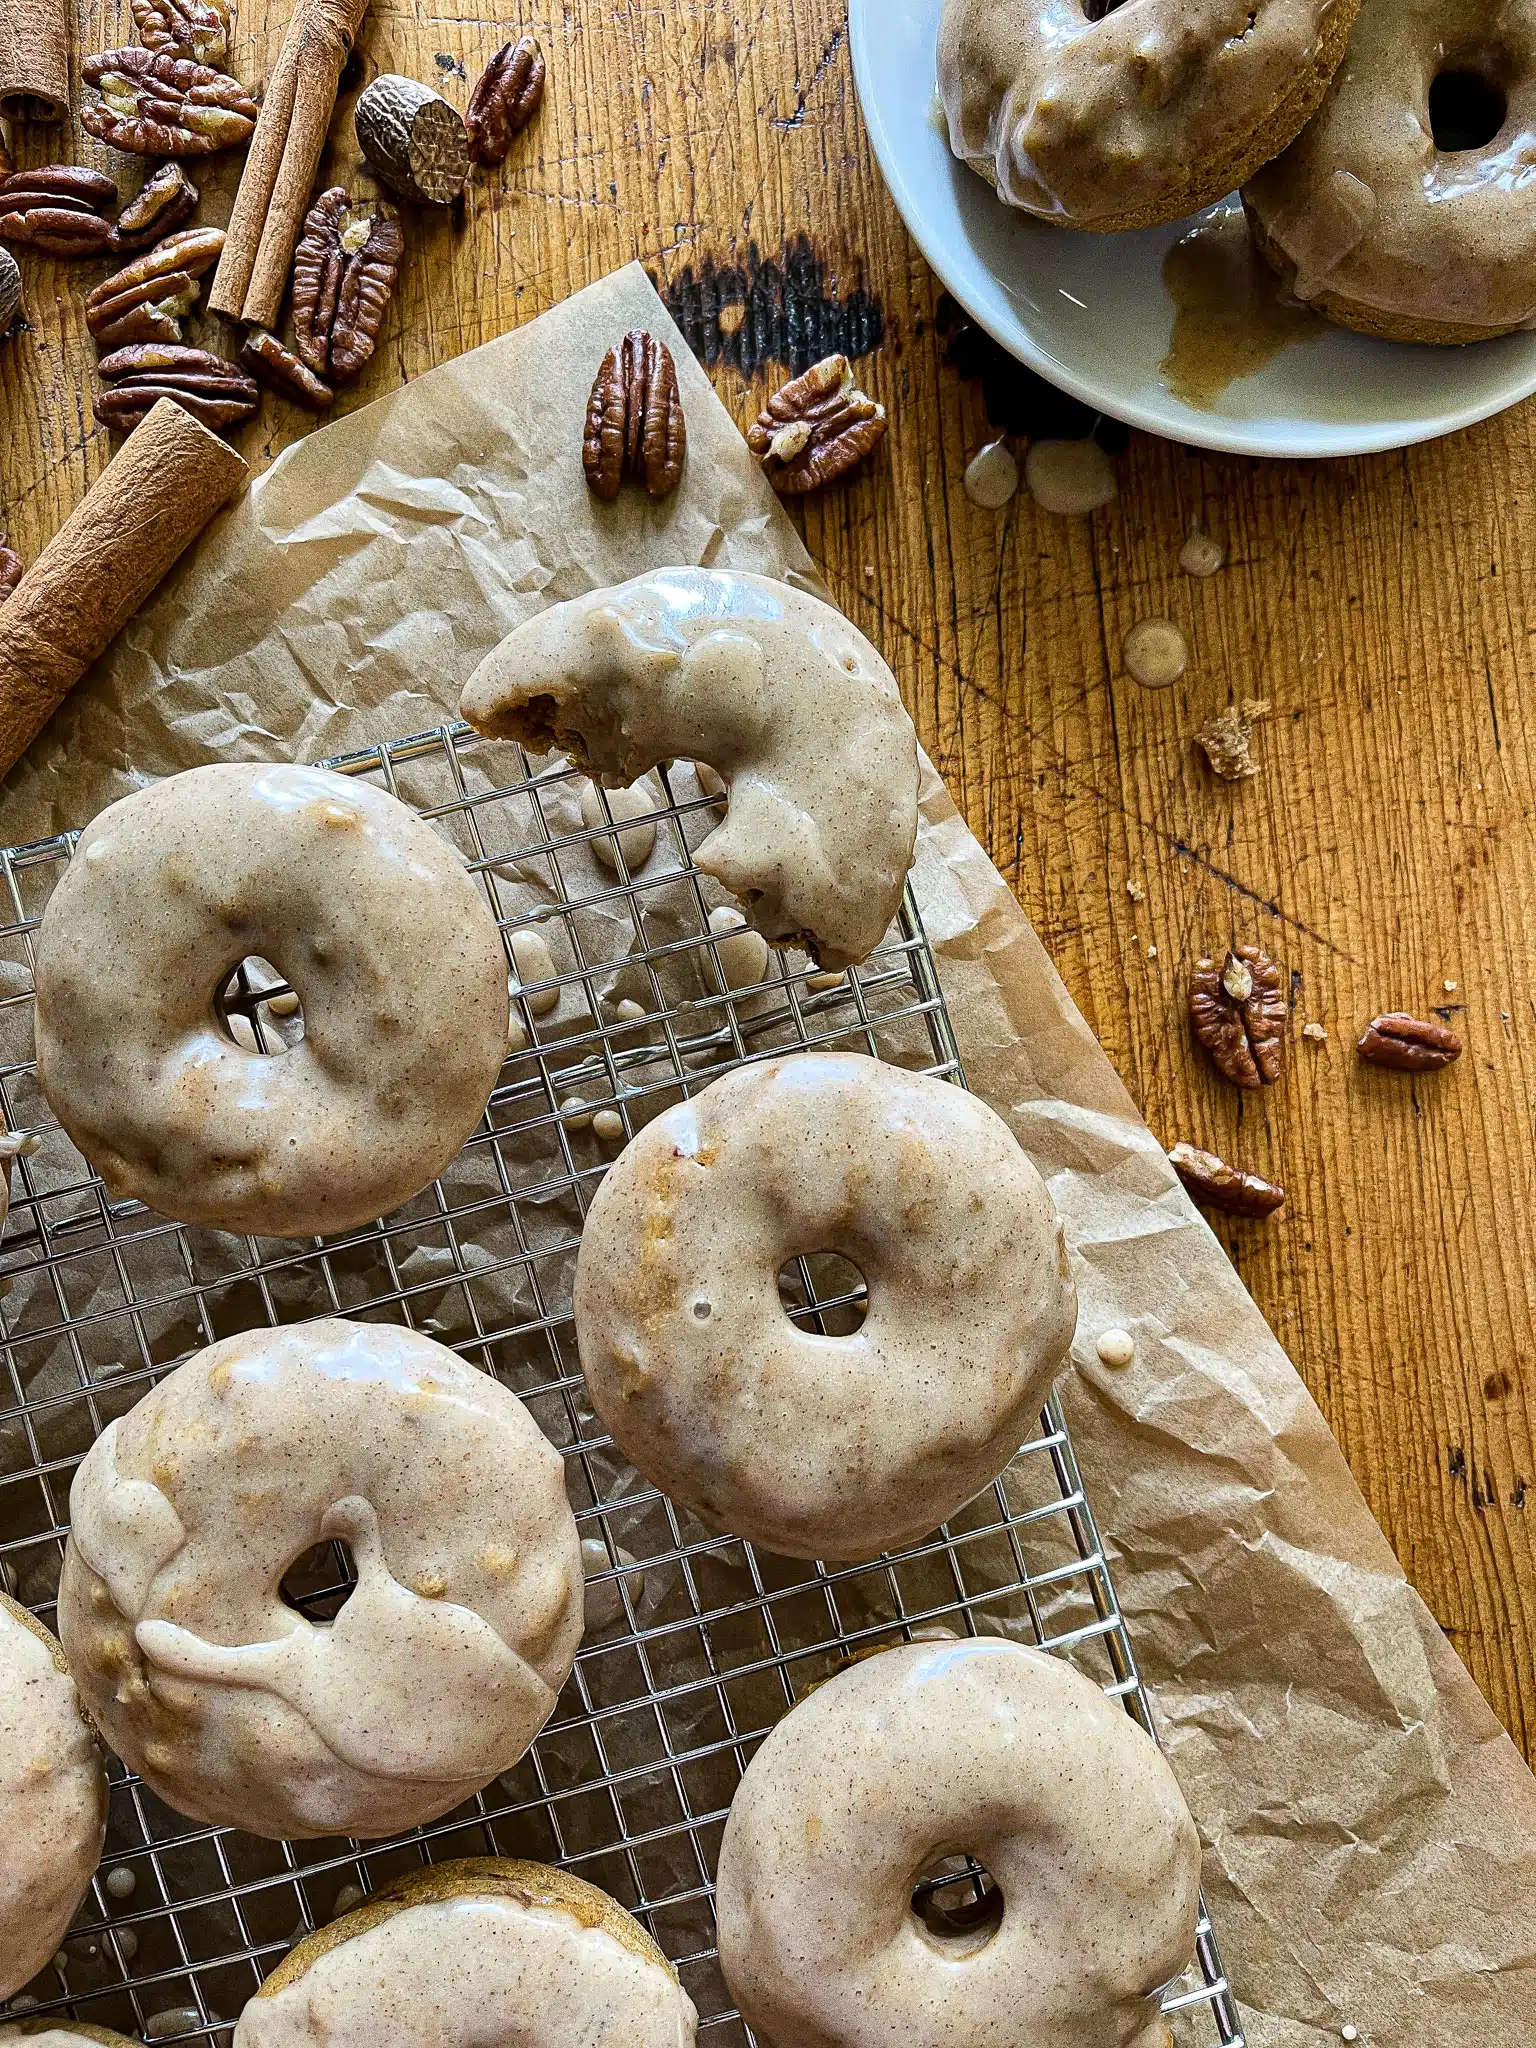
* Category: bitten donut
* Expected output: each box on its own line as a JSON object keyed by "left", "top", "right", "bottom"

{"left": 34, "top": 763, "right": 509, "bottom": 1239}
{"left": 58, "top": 1319, "right": 583, "bottom": 1839}
{"left": 938, "top": 0, "right": 1358, "bottom": 232}
{"left": 0, "top": 1594, "right": 108, "bottom": 2002}
{"left": 234, "top": 1859, "right": 698, "bottom": 2047}
{"left": 460, "top": 569, "right": 920, "bottom": 971}
{"left": 1246, "top": 0, "right": 1536, "bottom": 340}
{"left": 716, "top": 1639, "right": 1202, "bottom": 2048}
{"left": 573, "top": 1053, "right": 1077, "bottom": 1560}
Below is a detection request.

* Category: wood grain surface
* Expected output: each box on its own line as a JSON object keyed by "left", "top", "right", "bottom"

{"left": 2, "top": 1, "right": 1533, "bottom": 1759}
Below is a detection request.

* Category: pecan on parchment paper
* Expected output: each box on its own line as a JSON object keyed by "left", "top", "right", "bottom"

{"left": 465, "top": 35, "right": 547, "bottom": 167}
{"left": 86, "top": 225, "right": 224, "bottom": 349}
{"left": 1169, "top": 1142, "right": 1286, "bottom": 1220}
{"left": 95, "top": 341, "right": 258, "bottom": 433}
{"left": 1190, "top": 943, "right": 1287, "bottom": 1089}
{"left": 0, "top": 167, "right": 116, "bottom": 257}
{"left": 291, "top": 189, "right": 405, "bottom": 382}
{"left": 746, "top": 353, "right": 888, "bottom": 494}
{"left": 130, "top": 0, "right": 231, "bottom": 65}
{"left": 0, "top": 534, "right": 21, "bottom": 602}
{"left": 82, "top": 49, "right": 257, "bottom": 157}
{"left": 109, "top": 164, "right": 199, "bottom": 253}
{"left": 240, "top": 329, "right": 334, "bottom": 411}
{"left": 583, "top": 331, "right": 687, "bottom": 503}
{"left": 1357, "top": 1013, "right": 1463, "bottom": 1073}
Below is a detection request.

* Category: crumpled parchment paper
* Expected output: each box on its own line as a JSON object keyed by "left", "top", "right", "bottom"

{"left": 5, "top": 262, "right": 1535, "bottom": 2043}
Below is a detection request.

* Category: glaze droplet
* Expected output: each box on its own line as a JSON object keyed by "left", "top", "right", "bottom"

{"left": 1180, "top": 526, "right": 1226, "bottom": 578}
{"left": 963, "top": 438, "right": 1020, "bottom": 511}
{"left": 1025, "top": 438, "right": 1117, "bottom": 517}
{"left": 1123, "top": 618, "right": 1188, "bottom": 690}
{"left": 1095, "top": 1328, "right": 1136, "bottom": 1369}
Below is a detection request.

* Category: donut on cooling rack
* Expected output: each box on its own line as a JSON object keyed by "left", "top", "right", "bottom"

{"left": 233, "top": 1859, "right": 698, "bottom": 2047}
{"left": 0, "top": 1592, "right": 108, "bottom": 2002}
{"left": 1245, "top": 0, "right": 1536, "bottom": 340}
{"left": 0, "top": 2028, "right": 140, "bottom": 2045}
{"left": 716, "top": 1638, "right": 1202, "bottom": 2048}
{"left": 572, "top": 1051, "right": 1078, "bottom": 1561}
{"left": 938, "top": 0, "right": 1360, "bottom": 232}
{"left": 458, "top": 568, "right": 920, "bottom": 972}
{"left": 33, "top": 763, "right": 509, "bottom": 1240}
{"left": 57, "top": 1319, "right": 583, "bottom": 1840}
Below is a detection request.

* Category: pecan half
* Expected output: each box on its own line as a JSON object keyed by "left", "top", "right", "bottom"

{"left": 240, "top": 328, "right": 334, "bottom": 411}
{"left": 1190, "top": 944, "right": 1286, "bottom": 1089}
{"left": 82, "top": 49, "right": 258, "bottom": 157}
{"left": 465, "top": 35, "right": 547, "bottom": 167}
{"left": 746, "top": 353, "right": 888, "bottom": 493}
{"left": 130, "top": 0, "right": 231, "bottom": 65}
{"left": 1169, "top": 1142, "right": 1285, "bottom": 1220}
{"left": 0, "top": 533, "right": 21, "bottom": 601}
{"left": 1357, "top": 1013, "right": 1462, "bottom": 1073}
{"left": 85, "top": 225, "right": 224, "bottom": 348}
{"left": 583, "top": 331, "right": 687, "bottom": 503}
{"left": 95, "top": 341, "right": 258, "bottom": 433}
{"left": 291, "top": 189, "right": 405, "bottom": 381}
{"left": 0, "top": 166, "right": 116, "bottom": 256}
{"left": 109, "top": 164, "right": 199, "bottom": 253}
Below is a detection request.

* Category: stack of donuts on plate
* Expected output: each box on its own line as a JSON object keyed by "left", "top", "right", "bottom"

{"left": 939, "top": 0, "right": 1536, "bottom": 344}
{"left": 1, "top": 569, "right": 1201, "bottom": 2048}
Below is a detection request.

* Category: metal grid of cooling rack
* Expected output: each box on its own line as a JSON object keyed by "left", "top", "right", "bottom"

{"left": 0, "top": 723, "right": 1244, "bottom": 2047}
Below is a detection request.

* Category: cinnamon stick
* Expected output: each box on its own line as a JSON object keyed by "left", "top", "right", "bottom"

{"left": 209, "top": 0, "right": 370, "bottom": 328}
{"left": 0, "top": 0, "right": 70, "bottom": 121}
{"left": 0, "top": 399, "right": 247, "bottom": 781}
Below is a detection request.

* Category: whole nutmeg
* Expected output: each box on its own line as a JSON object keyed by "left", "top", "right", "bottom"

{"left": 0, "top": 247, "right": 20, "bottom": 336}
{"left": 354, "top": 73, "right": 469, "bottom": 205}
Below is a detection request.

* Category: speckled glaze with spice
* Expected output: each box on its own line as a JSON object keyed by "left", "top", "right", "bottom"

{"left": 459, "top": 569, "right": 920, "bottom": 970}
{"left": 0, "top": 1593, "right": 108, "bottom": 2000}
{"left": 938, "top": 0, "right": 1357, "bottom": 231}
{"left": 33, "top": 763, "right": 509, "bottom": 1239}
{"left": 57, "top": 1320, "right": 583, "bottom": 1840}
{"left": 716, "top": 1638, "right": 1202, "bottom": 2048}
{"left": 572, "top": 1053, "right": 1077, "bottom": 1561}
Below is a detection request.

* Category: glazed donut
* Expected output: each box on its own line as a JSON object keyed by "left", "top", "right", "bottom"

{"left": 0, "top": 2029, "right": 139, "bottom": 2046}
{"left": 0, "top": 1593, "right": 108, "bottom": 2002}
{"left": 716, "top": 1639, "right": 1202, "bottom": 2048}
{"left": 34, "top": 763, "right": 509, "bottom": 1239}
{"left": 1246, "top": 0, "right": 1536, "bottom": 339}
{"left": 459, "top": 569, "right": 920, "bottom": 971}
{"left": 234, "top": 1859, "right": 697, "bottom": 2047}
{"left": 58, "top": 1319, "right": 583, "bottom": 1839}
{"left": 938, "top": 0, "right": 1359, "bottom": 232}
{"left": 572, "top": 1052, "right": 1077, "bottom": 1560}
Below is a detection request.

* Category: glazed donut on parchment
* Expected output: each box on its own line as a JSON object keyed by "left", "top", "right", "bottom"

{"left": 573, "top": 1052, "right": 1077, "bottom": 1561}
{"left": 938, "top": 0, "right": 1359, "bottom": 233}
{"left": 0, "top": 1594, "right": 108, "bottom": 2002}
{"left": 1246, "top": 0, "right": 1536, "bottom": 340}
{"left": 459, "top": 569, "right": 920, "bottom": 971}
{"left": 57, "top": 1319, "right": 583, "bottom": 1840}
{"left": 234, "top": 1859, "right": 698, "bottom": 2048}
{"left": 34, "top": 763, "right": 509, "bottom": 1240}
{"left": 716, "top": 1638, "right": 1202, "bottom": 2048}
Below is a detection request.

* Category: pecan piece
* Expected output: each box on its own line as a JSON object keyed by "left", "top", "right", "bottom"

{"left": 0, "top": 166, "right": 117, "bottom": 256}
{"left": 240, "top": 328, "right": 334, "bottom": 411}
{"left": 291, "top": 189, "right": 405, "bottom": 381}
{"left": 1357, "top": 1013, "right": 1463, "bottom": 1073}
{"left": 1169, "top": 1142, "right": 1285, "bottom": 1220}
{"left": 1190, "top": 944, "right": 1286, "bottom": 1089}
{"left": 95, "top": 341, "right": 257, "bottom": 433}
{"left": 746, "top": 353, "right": 888, "bottom": 493}
{"left": 583, "top": 331, "right": 687, "bottom": 503}
{"left": 0, "top": 533, "right": 21, "bottom": 601}
{"left": 465, "top": 35, "right": 547, "bottom": 167}
{"left": 109, "top": 164, "right": 199, "bottom": 253}
{"left": 82, "top": 49, "right": 258, "bottom": 157}
{"left": 129, "top": 0, "right": 231, "bottom": 65}
{"left": 86, "top": 225, "right": 224, "bottom": 348}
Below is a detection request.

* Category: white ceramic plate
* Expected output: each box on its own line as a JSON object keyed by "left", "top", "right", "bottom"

{"left": 849, "top": 0, "right": 1536, "bottom": 457}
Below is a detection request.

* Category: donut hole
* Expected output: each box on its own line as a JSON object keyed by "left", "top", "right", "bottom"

{"left": 777, "top": 1251, "right": 868, "bottom": 1337}
{"left": 912, "top": 1854, "right": 1004, "bottom": 1958}
{"left": 1429, "top": 68, "right": 1509, "bottom": 153}
{"left": 279, "top": 1538, "right": 357, "bottom": 1622}
{"left": 217, "top": 956, "right": 305, "bottom": 1055}
{"left": 1082, "top": 0, "right": 1134, "bottom": 20}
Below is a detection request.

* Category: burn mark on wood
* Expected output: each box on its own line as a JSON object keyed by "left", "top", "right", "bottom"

{"left": 1485, "top": 1369, "right": 1513, "bottom": 1401}
{"left": 936, "top": 292, "right": 1128, "bottom": 450}
{"left": 652, "top": 236, "right": 883, "bottom": 378}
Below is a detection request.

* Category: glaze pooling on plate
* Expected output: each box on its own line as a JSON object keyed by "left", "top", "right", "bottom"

{"left": 459, "top": 569, "right": 920, "bottom": 971}
{"left": 58, "top": 1319, "right": 584, "bottom": 1840}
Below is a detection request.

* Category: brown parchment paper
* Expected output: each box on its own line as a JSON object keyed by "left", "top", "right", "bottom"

{"left": 5, "top": 262, "right": 1536, "bottom": 2042}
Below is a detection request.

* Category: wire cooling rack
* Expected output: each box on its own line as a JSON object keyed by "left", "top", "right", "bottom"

{"left": 0, "top": 724, "right": 1243, "bottom": 2046}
